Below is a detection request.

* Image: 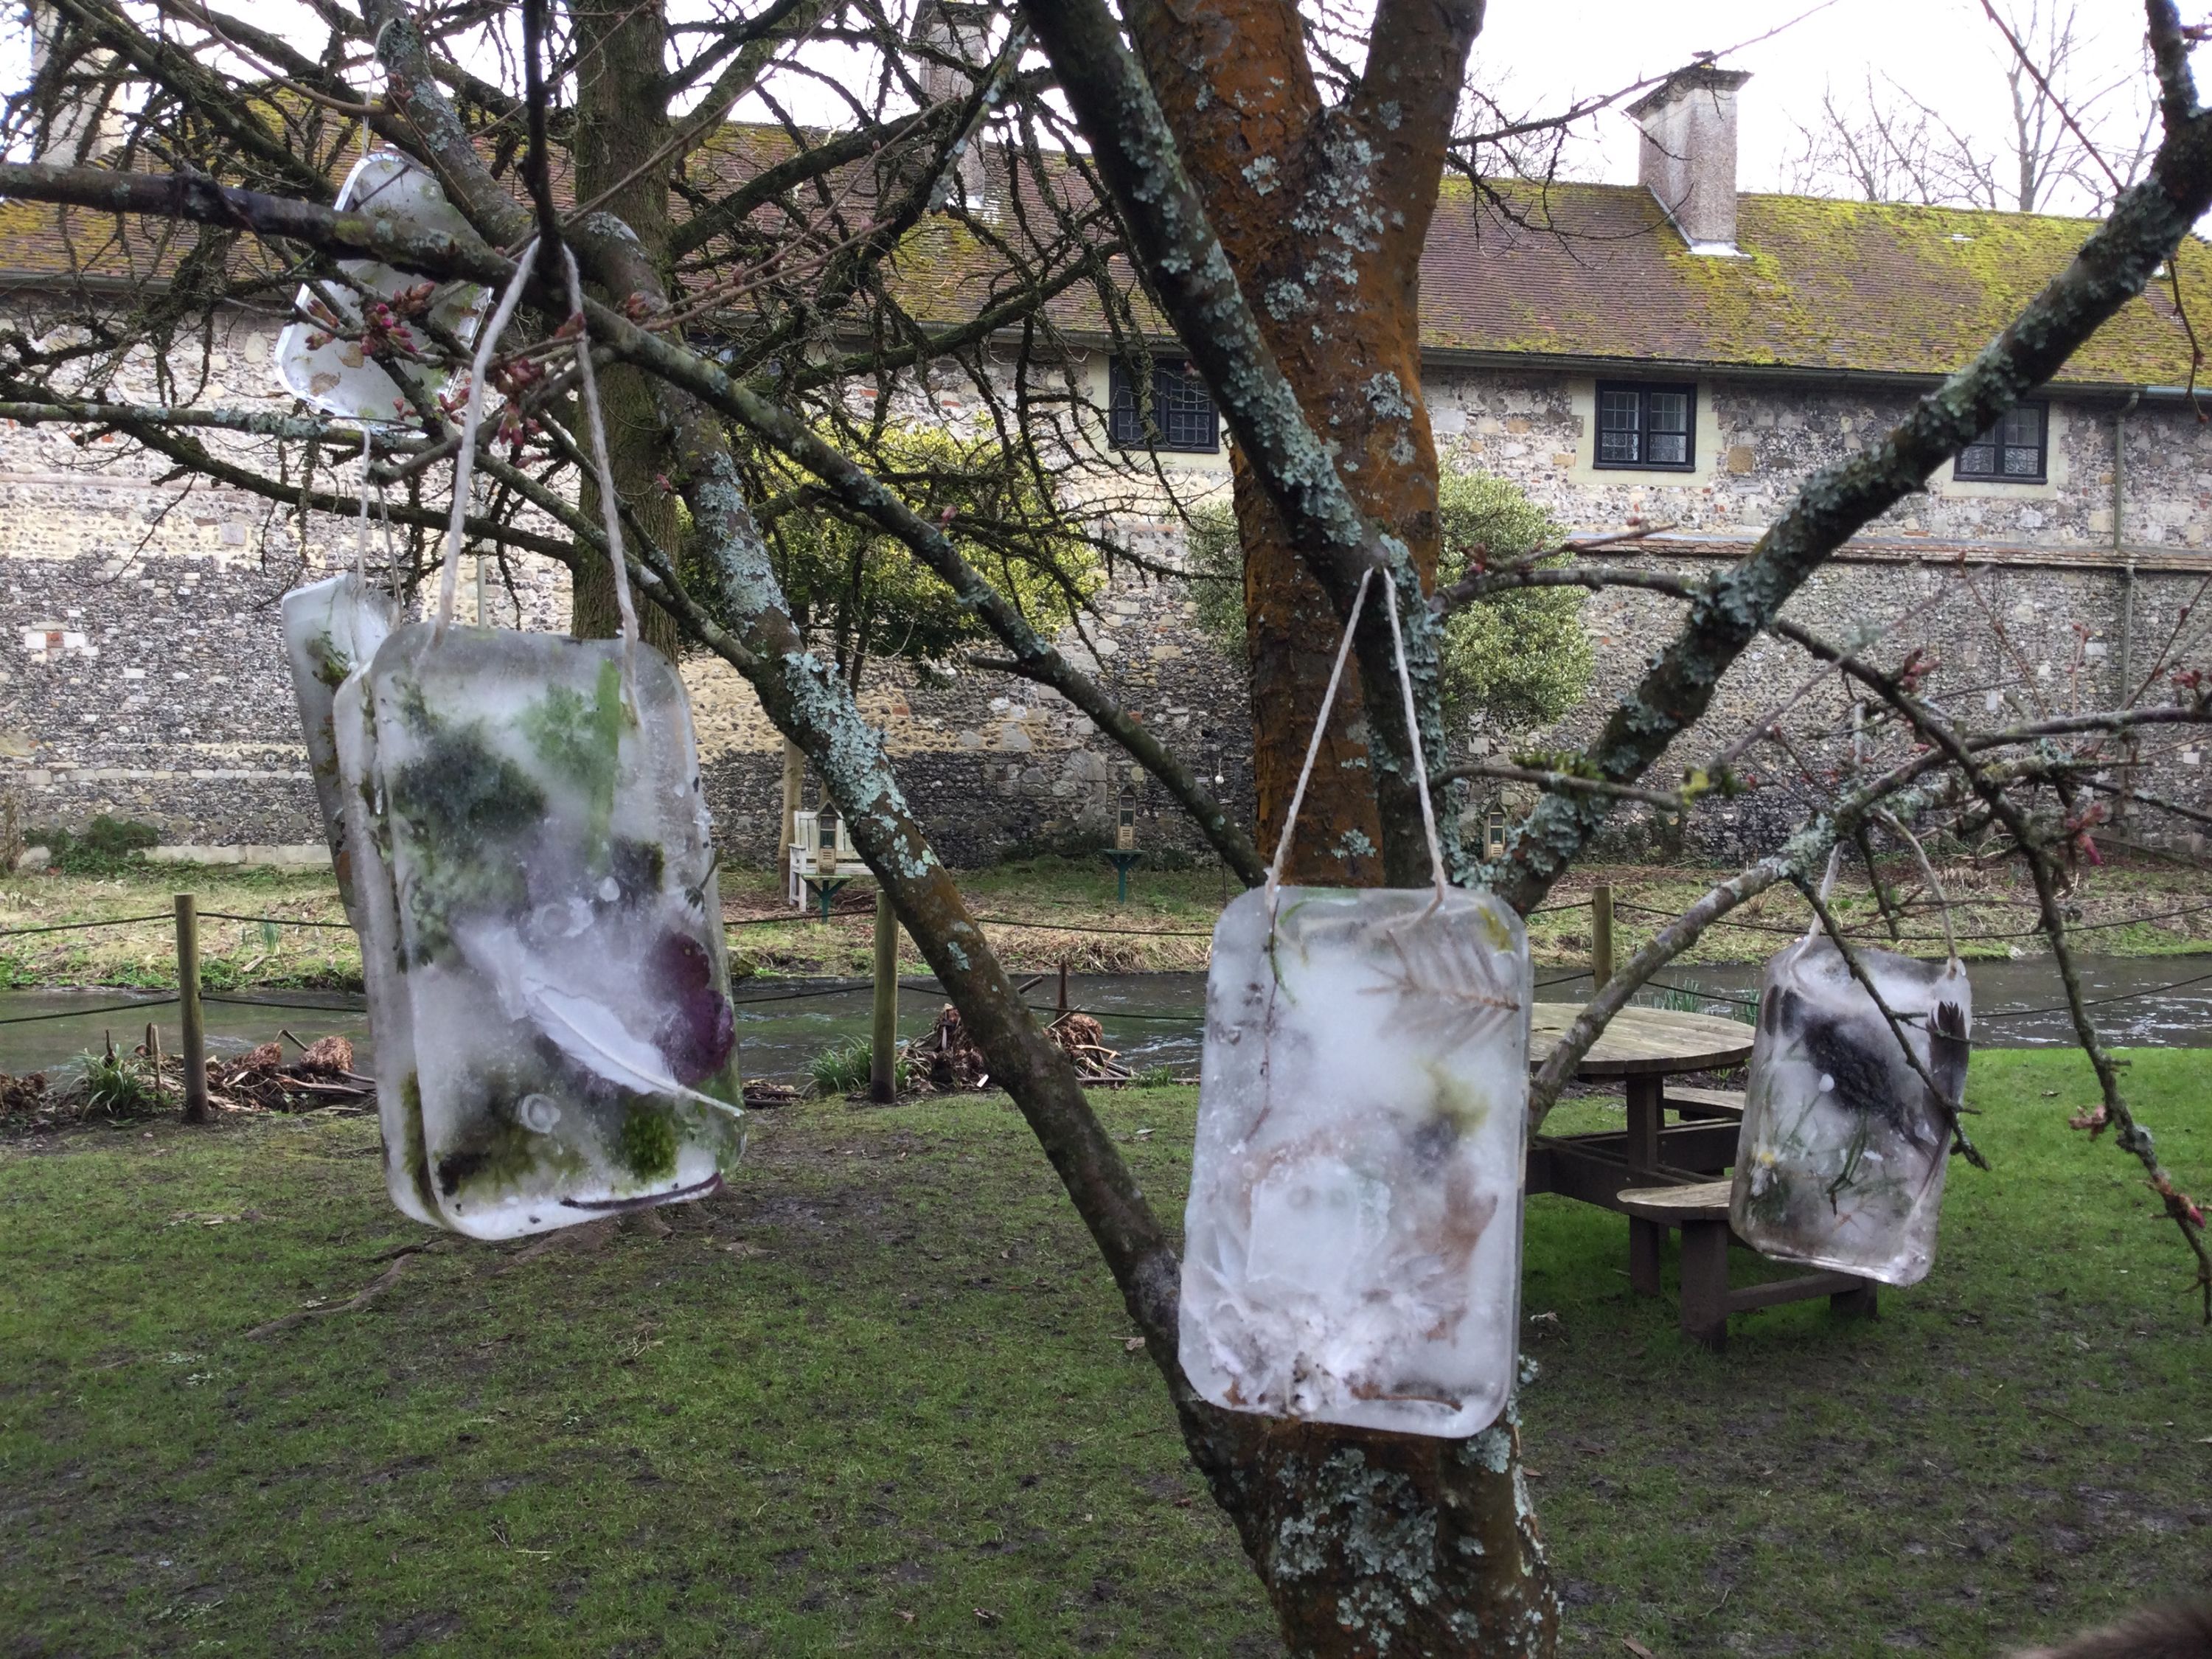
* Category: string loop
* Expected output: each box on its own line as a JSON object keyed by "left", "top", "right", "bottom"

{"left": 1265, "top": 566, "right": 1450, "bottom": 913}
{"left": 434, "top": 239, "right": 538, "bottom": 634}
{"left": 353, "top": 424, "right": 372, "bottom": 585}
{"left": 559, "top": 242, "right": 640, "bottom": 712}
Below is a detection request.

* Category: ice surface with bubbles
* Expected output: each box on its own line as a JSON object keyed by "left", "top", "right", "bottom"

{"left": 1179, "top": 884, "right": 1531, "bottom": 1439}
{"left": 281, "top": 574, "right": 394, "bottom": 923}
{"left": 349, "top": 625, "right": 745, "bottom": 1238}
{"left": 1731, "top": 937, "right": 1971, "bottom": 1287}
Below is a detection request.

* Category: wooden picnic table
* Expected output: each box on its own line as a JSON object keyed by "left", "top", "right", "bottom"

{"left": 1526, "top": 1001, "right": 1879, "bottom": 1346}
{"left": 1529, "top": 1001, "right": 1753, "bottom": 1167}
{"left": 1526, "top": 1003, "right": 1756, "bottom": 1295}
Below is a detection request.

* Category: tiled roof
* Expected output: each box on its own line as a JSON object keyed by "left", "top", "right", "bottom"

{"left": 1420, "top": 178, "right": 2212, "bottom": 388}
{"left": 4, "top": 134, "right": 2207, "bottom": 389}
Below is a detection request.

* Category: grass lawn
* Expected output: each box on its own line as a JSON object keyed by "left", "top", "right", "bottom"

{"left": 3, "top": 1049, "right": 2206, "bottom": 1657}
{"left": 9, "top": 855, "right": 2212, "bottom": 992}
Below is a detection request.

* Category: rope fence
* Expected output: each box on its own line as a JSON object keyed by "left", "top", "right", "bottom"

{"left": 722, "top": 910, "right": 1219, "bottom": 939}
{"left": 0, "top": 912, "right": 172, "bottom": 941}
{"left": 204, "top": 991, "right": 368, "bottom": 1012}
{"left": 0, "top": 994, "right": 178, "bottom": 1026}
{"left": 1976, "top": 965, "right": 2212, "bottom": 1020}
{"left": 12, "top": 890, "right": 2212, "bottom": 1072}
{"left": 198, "top": 911, "right": 354, "bottom": 931}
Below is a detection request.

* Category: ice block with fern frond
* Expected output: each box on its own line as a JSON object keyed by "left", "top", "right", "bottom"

{"left": 1179, "top": 885, "right": 1531, "bottom": 1438}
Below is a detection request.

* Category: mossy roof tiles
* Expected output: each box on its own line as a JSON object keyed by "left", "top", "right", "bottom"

{"left": 3, "top": 138, "right": 2207, "bottom": 389}
{"left": 1422, "top": 178, "right": 2212, "bottom": 387}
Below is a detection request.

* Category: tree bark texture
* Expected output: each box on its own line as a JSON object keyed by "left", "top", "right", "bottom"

{"left": 566, "top": 0, "right": 684, "bottom": 655}
{"left": 1127, "top": 0, "right": 1472, "bottom": 888}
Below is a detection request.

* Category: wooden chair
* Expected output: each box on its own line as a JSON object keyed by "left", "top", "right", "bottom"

{"left": 1615, "top": 1180, "right": 1878, "bottom": 1352}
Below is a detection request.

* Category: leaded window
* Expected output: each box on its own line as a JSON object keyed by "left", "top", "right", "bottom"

{"left": 1110, "top": 357, "right": 1220, "bottom": 452}
{"left": 1593, "top": 382, "right": 1696, "bottom": 471}
{"left": 1956, "top": 403, "right": 2048, "bottom": 481}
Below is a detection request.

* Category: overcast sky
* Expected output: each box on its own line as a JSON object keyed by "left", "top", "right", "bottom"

{"left": 3, "top": 1, "right": 2162, "bottom": 215}
{"left": 1467, "top": 0, "right": 2153, "bottom": 210}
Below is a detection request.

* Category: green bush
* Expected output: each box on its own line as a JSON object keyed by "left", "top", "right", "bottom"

{"left": 71, "top": 1048, "right": 167, "bottom": 1121}
{"left": 1180, "top": 470, "right": 1594, "bottom": 735}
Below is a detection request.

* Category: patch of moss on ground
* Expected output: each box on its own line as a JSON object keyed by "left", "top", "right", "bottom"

{"left": 2, "top": 1052, "right": 2205, "bottom": 1655}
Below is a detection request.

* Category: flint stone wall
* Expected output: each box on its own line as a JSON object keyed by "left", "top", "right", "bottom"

{"left": 4, "top": 321, "right": 2210, "bottom": 869}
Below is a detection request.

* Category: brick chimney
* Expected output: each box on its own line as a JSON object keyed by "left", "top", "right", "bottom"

{"left": 908, "top": 0, "right": 998, "bottom": 210}
{"left": 1628, "top": 63, "right": 1750, "bottom": 257}
{"left": 26, "top": 1, "right": 122, "bottom": 163}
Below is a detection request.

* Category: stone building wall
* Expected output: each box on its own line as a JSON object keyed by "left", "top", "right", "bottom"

{"left": 0, "top": 311, "right": 1253, "bottom": 867}
{"left": 1419, "top": 364, "right": 2212, "bottom": 855}
{"left": 5, "top": 307, "right": 2209, "bottom": 870}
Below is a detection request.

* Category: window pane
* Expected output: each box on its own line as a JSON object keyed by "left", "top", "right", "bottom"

{"left": 1599, "top": 390, "right": 1641, "bottom": 431}
{"left": 1958, "top": 442, "right": 1997, "bottom": 475}
{"left": 1649, "top": 432, "right": 1688, "bottom": 465}
{"left": 1108, "top": 362, "right": 1144, "bottom": 445}
{"left": 2001, "top": 445, "right": 2041, "bottom": 476}
{"left": 1599, "top": 428, "right": 1641, "bottom": 463}
{"left": 1647, "top": 392, "right": 1689, "bottom": 433}
{"left": 1155, "top": 364, "right": 1217, "bottom": 450}
{"left": 1999, "top": 406, "right": 2042, "bottom": 447}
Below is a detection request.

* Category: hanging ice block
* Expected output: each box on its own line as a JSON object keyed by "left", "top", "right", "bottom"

{"left": 282, "top": 574, "right": 394, "bottom": 922}
{"left": 1730, "top": 938, "right": 1971, "bottom": 1287}
{"left": 1180, "top": 885, "right": 1531, "bottom": 1439}
{"left": 362, "top": 624, "right": 745, "bottom": 1238}
{"left": 272, "top": 150, "right": 486, "bottom": 423}
{"left": 333, "top": 672, "right": 436, "bottom": 1225}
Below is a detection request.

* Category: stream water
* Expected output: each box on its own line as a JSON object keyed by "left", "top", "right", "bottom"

{"left": 2, "top": 953, "right": 2208, "bottom": 1085}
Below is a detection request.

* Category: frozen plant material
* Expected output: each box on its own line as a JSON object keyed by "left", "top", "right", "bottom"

{"left": 361, "top": 625, "right": 745, "bottom": 1238}
{"left": 333, "top": 672, "right": 435, "bottom": 1225}
{"left": 1731, "top": 938, "right": 1972, "bottom": 1287}
{"left": 281, "top": 574, "right": 394, "bottom": 922}
{"left": 1180, "top": 886, "right": 1531, "bottom": 1439}
{"left": 271, "top": 151, "right": 485, "bottom": 422}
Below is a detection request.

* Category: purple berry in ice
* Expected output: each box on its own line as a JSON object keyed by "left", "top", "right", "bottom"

{"left": 647, "top": 932, "right": 735, "bottom": 1084}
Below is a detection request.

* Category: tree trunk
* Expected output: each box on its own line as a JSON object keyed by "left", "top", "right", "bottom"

{"left": 567, "top": 0, "right": 684, "bottom": 655}
{"left": 1237, "top": 461, "right": 1382, "bottom": 884}
{"left": 1180, "top": 1403, "right": 1557, "bottom": 1657}
{"left": 1117, "top": 1, "right": 1557, "bottom": 1646}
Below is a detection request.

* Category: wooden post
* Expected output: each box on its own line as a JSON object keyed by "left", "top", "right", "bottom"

{"left": 175, "top": 894, "right": 208, "bottom": 1124}
{"left": 1590, "top": 883, "right": 1615, "bottom": 994}
{"left": 869, "top": 889, "right": 898, "bottom": 1105}
{"left": 1057, "top": 957, "right": 1069, "bottom": 1016}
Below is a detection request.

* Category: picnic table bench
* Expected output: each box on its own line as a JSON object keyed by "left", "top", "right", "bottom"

{"left": 1526, "top": 1003, "right": 1878, "bottom": 1352}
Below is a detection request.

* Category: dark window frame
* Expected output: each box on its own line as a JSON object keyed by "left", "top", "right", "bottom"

{"left": 1954, "top": 400, "right": 2049, "bottom": 483}
{"left": 1108, "top": 356, "right": 1220, "bottom": 453}
{"left": 1592, "top": 380, "right": 1698, "bottom": 473}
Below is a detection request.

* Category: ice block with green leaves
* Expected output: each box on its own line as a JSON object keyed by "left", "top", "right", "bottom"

{"left": 358, "top": 625, "right": 745, "bottom": 1237}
